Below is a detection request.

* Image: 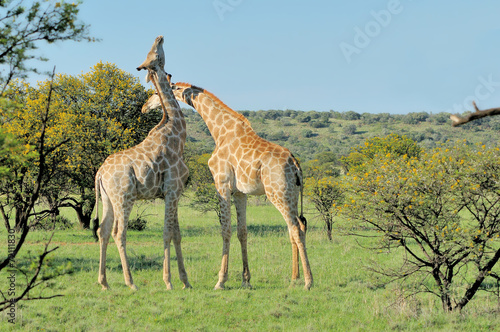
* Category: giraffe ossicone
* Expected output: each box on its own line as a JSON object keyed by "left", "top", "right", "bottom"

{"left": 93, "top": 36, "right": 190, "bottom": 291}
{"left": 144, "top": 81, "right": 313, "bottom": 290}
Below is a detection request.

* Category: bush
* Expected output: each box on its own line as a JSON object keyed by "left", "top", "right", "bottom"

{"left": 342, "top": 141, "right": 500, "bottom": 312}
{"left": 310, "top": 121, "right": 329, "bottom": 128}
{"left": 341, "top": 134, "right": 421, "bottom": 173}
{"left": 302, "top": 129, "right": 314, "bottom": 138}
{"left": 32, "top": 216, "right": 73, "bottom": 231}
{"left": 128, "top": 217, "right": 148, "bottom": 231}
{"left": 342, "top": 124, "right": 357, "bottom": 136}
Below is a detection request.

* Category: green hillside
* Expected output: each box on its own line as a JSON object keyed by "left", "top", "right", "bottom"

{"left": 183, "top": 108, "right": 500, "bottom": 162}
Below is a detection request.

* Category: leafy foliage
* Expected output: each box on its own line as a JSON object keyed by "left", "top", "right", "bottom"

{"left": 304, "top": 176, "right": 343, "bottom": 241}
{"left": 1, "top": 62, "right": 154, "bottom": 228}
{"left": 0, "top": 0, "right": 93, "bottom": 92}
{"left": 341, "top": 133, "right": 422, "bottom": 173}
{"left": 186, "top": 153, "right": 221, "bottom": 221}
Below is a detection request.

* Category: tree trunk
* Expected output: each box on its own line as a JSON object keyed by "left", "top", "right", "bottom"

{"left": 0, "top": 205, "right": 11, "bottom": 232}
{"left": 72, "top": 204, "right": 92, "bottom": 229}
{"left": 433, "top": 266, "right": 453, "bottom": 312}
{"left": 14, "top": 207, "right": 24, "bottom": 232}
{"left": 46, "top": 195, "right": 60, "bottom": 223}
{"left": 323, "top": 215, "right": 333, "bottom": 241}
{"left": 455, "top": 248, "right": 500, "bottom": 311}
{"left": 326, "top": 221, "right": 332, "bottom": 241}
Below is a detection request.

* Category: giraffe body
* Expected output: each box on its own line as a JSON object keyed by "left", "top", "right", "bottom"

{"left": 93, "top": 36, "right": 190, "bottom": 290}
{"left": 144, "top": 83, "right": 313, "bottom": 289}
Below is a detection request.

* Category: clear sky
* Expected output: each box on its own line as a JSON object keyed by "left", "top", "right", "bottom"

{"left": 32, "top": 0, "right": 500, "bottom": 114}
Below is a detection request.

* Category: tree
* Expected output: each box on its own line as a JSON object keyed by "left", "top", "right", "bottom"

{"left": 342, "top": 141, "right": 500, "bottom": 312}
{"left": 342, "top": 110, "right": 361, "bottom": 121}
{"left": 186, "top": 153, "right": 221, "bottom": 221}
{"left": 342, "top": 124, "right": 357, "bottom": 136}
{"left": 2, "top": 62, "right": 153, "bottom": 228}
{"left": 0, "top": 124, "right": 34, "bottom": 231}
{"left": 305, "top": 176, "right": 343, "bottom": 241}
{"left": 303, "top": 152, "right": 343, "bottom": 240}
{"left": 0, "top": 0, "right": 93, "bottom": 93}
{"left": 0, "top": 1, "right": 91, "bottom": 315}
{"left": 0, "top": 72, "right": 71, "bottom": 314}
{"left": 302, "top": 151, "right": 339, "bottom": 179}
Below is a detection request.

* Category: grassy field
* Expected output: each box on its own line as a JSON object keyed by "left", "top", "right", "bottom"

{"left": 1, "top": 198, "right": 500, "bottom": 331}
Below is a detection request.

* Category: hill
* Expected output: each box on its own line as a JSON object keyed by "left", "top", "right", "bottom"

{"left": 182, "top": 108, "right": 500, "bottom": 162}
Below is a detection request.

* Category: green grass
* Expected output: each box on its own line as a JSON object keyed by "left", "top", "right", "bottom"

{"left": 1, "top": 199, "right": 500, "bottom": 331}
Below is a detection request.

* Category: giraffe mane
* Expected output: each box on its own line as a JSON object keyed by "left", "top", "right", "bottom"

{"left": 174, "top": 82, "right": 253, "bottom": 129}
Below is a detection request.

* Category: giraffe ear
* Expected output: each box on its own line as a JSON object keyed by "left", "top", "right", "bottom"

{"left": 145, "top": 73, "right": 150, "bottom": 83}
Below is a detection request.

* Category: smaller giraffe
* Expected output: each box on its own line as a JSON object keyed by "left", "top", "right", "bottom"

{"left": 143, "top": 82, "right": 313, "bottom": 290}
{"left": 93, "top": 36, "right": 190, "bottom": 290}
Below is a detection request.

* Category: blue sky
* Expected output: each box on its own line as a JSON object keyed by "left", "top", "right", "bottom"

{"left": 33, "top": 0, "right": 500, "bottom": 114}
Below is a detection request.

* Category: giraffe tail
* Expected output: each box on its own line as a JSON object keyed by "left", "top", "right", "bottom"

{"left": 291, "top": 155, "right": 307, "bottom": 230}
{"left": 92, "top": 172, "right": 101, "bottom": 242}
{"left": 298, "top": 183, "right": 307, "bottom": 231}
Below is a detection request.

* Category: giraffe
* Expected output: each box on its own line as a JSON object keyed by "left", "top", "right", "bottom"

{"left": 92, "top": 36, "right": 191, "bottom": 291}
{"left": 143, "top": 82, "right": 313, "bottom": 290}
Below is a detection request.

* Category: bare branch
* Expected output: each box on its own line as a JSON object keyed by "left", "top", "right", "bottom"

{"left": 450, "top": 101, "right": 500, "bottom": 127}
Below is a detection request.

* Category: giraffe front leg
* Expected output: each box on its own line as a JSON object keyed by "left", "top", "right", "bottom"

{"left": 172, "top": 223, "right": 192, "bottom": 289}
{"left": 164, "top": 195, "right": 191, "bottom": 290}
{"left": 234, "top": 193, "right": 251, "bottom": 288}
{"left": 215, "top": 190, "right": 232, "bottom": 290}
{"left": 163, "top": 220, "right": 173, "bottom": 290}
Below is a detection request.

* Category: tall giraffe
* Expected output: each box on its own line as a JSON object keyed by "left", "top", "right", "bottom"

{"left": 92, "top": 36, "right": 191, "bottom": 291}
{"left": 143, "top": 82, "right": 313, "bottom": 290}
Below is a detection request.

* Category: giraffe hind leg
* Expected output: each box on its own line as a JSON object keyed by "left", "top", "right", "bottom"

{"left": 234, "top": 193, "right": 251, "bottom": 288}
{"left": 214, "top": 188, "right": 232, "bottom": 290}
{"left": 163, "top": 194, "right": 191, "bottom": 290}
{"left": 97, "top": 193, "right": 113, "bottom": 290}
{"left": 112, "top": 200, "right": 138, "bottom": 291}
{"left": 267, "top": 192, "right": 313, "bottom": 290}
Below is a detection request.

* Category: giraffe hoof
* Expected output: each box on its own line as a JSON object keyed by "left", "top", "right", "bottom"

{"left": 241, "top": 282, "right": 252, "bottom": 289}
{"left": 165, "top": 282, "right": 173, "bottom": 290}
{"left": 214, "top": 283, "right": 225, "bottom": 290}
{"left": 130, "top": 284, "right": 138, "bottom": 291}
{"left": 99, "top": 281, "right": 110, "bottom": 290}
{"left": 183, "top": 282, "right": 192, "bottom": 289}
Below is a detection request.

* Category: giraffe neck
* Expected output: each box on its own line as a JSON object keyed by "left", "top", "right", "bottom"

{"left": 173, "top": 83, "right": 253, "bottom": 145}
{"left": 148, "top": 70, "right": 186, "bottom": 154}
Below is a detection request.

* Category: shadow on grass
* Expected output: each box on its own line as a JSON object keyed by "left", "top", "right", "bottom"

{"left": 38, "top": 248, "right": 210, "bottom": 273}
{"left": 246, "top": 224, "right": 286, "bottom": 236}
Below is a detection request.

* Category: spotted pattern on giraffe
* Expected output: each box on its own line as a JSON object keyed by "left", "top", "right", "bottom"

{"left": 143, "top": 81, "right": 313, "bottom": 290}
{"left": 93, "top": 36, "right": 191, "bottom": 291}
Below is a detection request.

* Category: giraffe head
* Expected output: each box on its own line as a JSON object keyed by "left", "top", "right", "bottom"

{"left": 170, "top": 82, "right": 197, "bottom": 108}
{"left": 141, "top": 73, "right": 172, "bottom": 113}
{"left": 136, "top": 35, "right": 165, "bottom": 72}
{"left": 142, "top": 93, "right": 161, "bottom": 113}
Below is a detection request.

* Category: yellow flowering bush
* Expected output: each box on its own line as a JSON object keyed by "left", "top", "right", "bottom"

{"left": 343, "top": 140, "right": 500, "bottom": 312}
{"left": 1, "top": 62, "right": 153, "bottom": 228}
